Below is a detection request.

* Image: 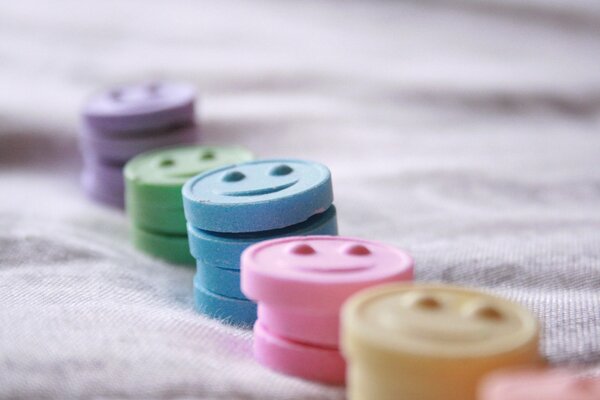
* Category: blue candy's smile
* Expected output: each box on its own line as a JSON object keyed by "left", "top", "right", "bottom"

{"left": 217, "top": 179, "right": 299, "bottom": 197}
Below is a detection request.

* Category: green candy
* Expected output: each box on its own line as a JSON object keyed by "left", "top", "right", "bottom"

{"left": 125, "top": 145, "right": 254, "bottom": 234}
{"left": 131, "top": 226, "right": 195, "bottom": 265}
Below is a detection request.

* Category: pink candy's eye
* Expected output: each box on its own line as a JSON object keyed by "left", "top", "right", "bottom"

{"left": 289, "top": 243, "right": 316, "bottom": 255}
{"left": 344, "top": 244, "right": 371, "bottom": 256}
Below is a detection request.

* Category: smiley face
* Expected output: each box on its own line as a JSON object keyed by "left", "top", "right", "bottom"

{"left": 241, "top": 236, "right": 414, "bottom": 310}
{"left": 182, "top": 159, "right": 334, "bottom": 233}
{"left": 343, "top": 285, "right": 539, "bottom": 358}
{"left": 83, "top": 81, "right": 196, "bottom": 133}
{"left": 481, "top": 369, "right": 600, "bottom": 400}
{"left": 86, "top": 81, "right": 195, "bottom": 116}
{"left": 125, "top": 145, "right": 253, "bottom": 207}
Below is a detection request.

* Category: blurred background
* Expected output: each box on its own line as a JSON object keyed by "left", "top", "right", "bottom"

{"left": 0, "top": 0, "right": 599, "bottom": 398}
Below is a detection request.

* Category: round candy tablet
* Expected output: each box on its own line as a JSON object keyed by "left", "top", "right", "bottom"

{"left": 195, "top": 261, "right": 245, "bottom": 299}
{"left": 194, "top": 279, "right": 257, "bottom": 327}
{"left": 188, "top": 205, "right": 338, "bottom": 270}
{"left": 242, "top": 236, "right": 413, "bottom": 346}
{"left": 480, "top": 369, "right": 600, "bottom": 400}
{"left": 125, "top": 145, "right": 254, "bottom": 209}
{"left": 131, "top": 225, "right": 194, "bottom": 265}
{"left": 80, "top": 124, "right": 198, "bottom": 163}
{"left": 341, "top": 284, "right": 541, "bottom": 400}
{"left": 82, "top": 81, "right": 195, "bottom": 134}
{"left": 253, "top": 321, "right": 345, "bottom": 385}
{"left": 182, "top": 159, "right": 333, "bottom": 233}
{"left": 81, "top": 161, "right": 125, "bottom": 208}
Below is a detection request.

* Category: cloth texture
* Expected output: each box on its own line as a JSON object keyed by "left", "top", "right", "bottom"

{"left": 0, "top": 0, "right": 599, "bottom": 398}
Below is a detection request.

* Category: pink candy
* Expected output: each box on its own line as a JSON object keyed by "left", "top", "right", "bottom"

{"left": 241, "top": 235, "right": 414, "bottom": 384}
{"left": 480, "top": 369, "right": 600, "bottom": 400}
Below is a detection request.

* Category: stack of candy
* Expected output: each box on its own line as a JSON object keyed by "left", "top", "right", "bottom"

{"left": 79, "top": 81, "right": 198, "bottom": 208}
{"left": 124, "top": 145, "right": 254, "bottom": 264}
{"left": 341, "top": 284, "right": 542, "bottom": 400}
{"left": 241, "top": 236, "right": 414, "bottom": 384}
{"left": 182, "top": 159, "right": 339, "bottom": 326}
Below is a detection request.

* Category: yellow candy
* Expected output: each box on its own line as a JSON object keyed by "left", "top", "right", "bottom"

{"left": 341, "top": 284, "right": 542, "bottom": 400}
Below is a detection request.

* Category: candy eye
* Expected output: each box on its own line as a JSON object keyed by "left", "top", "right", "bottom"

{"left": 470, "top": 305, "right": 504, "bottom": 321}
{"left": 222, "top": 171, "right": 245, "bottom": 182}
{"left": 344, "top": 244, "right": 371, "bottom": 256}
{"left": 110, "top": 90, "right": 123, "bottom": 101}
{"left": 413, "top": 295, "right": 442, "bottom": 310}
{"left": 270, "top": 164, "right": 293, "bottom": 176}
{"left": 146, "top": 82, "right": 161, "bottom": 94}
{"left": 289, "top": 243, "right": 316, "bottom": 255}
{"left": 403, "top": 293, "right": 443, "bottom": 311}
{"left": 160, "top": 159, "right": 174, "bottom": 167}
{"left": 201, "top": 151, "right": 215, "bottom": 160}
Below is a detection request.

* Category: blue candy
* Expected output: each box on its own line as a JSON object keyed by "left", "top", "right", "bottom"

{"left": 182, "top": 159, "right": 333, "bottom": 233}
{"left": 187, "top": 205, "right": 338, "bottom": 269}
{"left": 195, "top": 262, "right": 244, "bottom": 299}
{"left": 194, "top": 277, "right": 257, "bottom": 327}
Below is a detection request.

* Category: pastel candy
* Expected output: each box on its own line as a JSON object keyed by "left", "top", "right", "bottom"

{"left": 183, "top": 159, "right": 333, "bottom": 233}
{"left": 82, "top": 81, "right": 195, "bottom": 134}
{"left": 241, "top": 236, "right": 413, "bottom": 384}
{"left": 80, "top": 124, "right": 198, "bottom": 163}
{"left": 195, "top": 262, "right": 245, "bottom": 299}
{"left": 242, "top": 236, "right": 413, "bottom": 346}
{"left": 125, "top": 145, "right": 253, "bottom": 238}
{"left": 480, "top": 369, "right": 600, "bottom": 400}
{"left": 131, "top": 226, "right": 194, "bottom": 265}
{"left": 81, "top": 161, "right": 124, "bottom": 208}
{"left": 253, "top": 321, "right": 345, "bottom": 385}
{"left": 187, "top": 206, "right": 338, "bottom": 269}
{"left": 193, "top": 280, "right": 257, "bottom": 327}
{"left": 126, "top": 146, "right": 254, "bottom": 209}
{"left": 190, "top": 208, "right": 338, "bottom": 325}
{"left": 341, "top": 284, "right": 542, "bottom": 400}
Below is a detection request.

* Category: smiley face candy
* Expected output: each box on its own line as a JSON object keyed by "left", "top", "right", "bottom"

{"left": 182, "top": 159, "right": 333, "bottom": 233}
{"left": 124, "top": 145, "right": 253, "bottom": 265}
{"left": 82, "top": 81, "right": 196, "bottom": 134}
{"left": 79, "top": 81, "right": 198, "bottom": 208}
{"left": 341, "top": 284, "right": 541, "bottom": 400}
{"left": 480, "top": 369, "right": 600, "bottom": 400}
{"left": 241, "top": 236, "right": 414, "bottom": 384}
{"left": 183, "top": 159, "right": 339, "bottom": 327}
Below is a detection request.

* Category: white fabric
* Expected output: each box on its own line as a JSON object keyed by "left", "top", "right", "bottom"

{"left": 1, "top": 0, "right": 599, "bottom": 398}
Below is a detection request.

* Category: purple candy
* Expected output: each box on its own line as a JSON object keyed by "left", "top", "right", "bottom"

{"left": 81, "top": 160, "right": 125, "bottom": 208}
{"left": 82, "top": 81, "right": 196, "bottom": 134}
{"left": 80, "top": 124, "right": 199, "bottom": 163}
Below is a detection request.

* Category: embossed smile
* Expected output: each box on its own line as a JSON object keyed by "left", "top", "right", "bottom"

{"left": 218, "top": 180, "right": 298, "bottom": 196}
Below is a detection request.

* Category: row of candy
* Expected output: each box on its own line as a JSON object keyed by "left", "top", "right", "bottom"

{"left": 78, "top": 81, "right": 598, "bottom": 399}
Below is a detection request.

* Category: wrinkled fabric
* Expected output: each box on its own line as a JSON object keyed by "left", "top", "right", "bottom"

{"left": 0, "top": 0, "right": 599, "bottom": 398}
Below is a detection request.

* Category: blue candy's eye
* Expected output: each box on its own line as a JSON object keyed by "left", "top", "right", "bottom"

{"left": 270, "top": 164, "right": 293, "bottom": 176}
{"left": 223, "top": 171, "right": 245, "bottom": 182}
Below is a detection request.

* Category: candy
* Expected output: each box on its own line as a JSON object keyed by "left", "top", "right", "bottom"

{"left": 80, "top": 124, "right": 197, "bottom": 164}
{"left": 480, "top": 369, "right": 600, "bottom": 400}
{"left": 125, "top": 145, "right": 253, "bottom": 264}
{"left": 183, "top": 159, "right": 339, "bottom": 326}
{"left": 183, "top": 159, "right": 333, "bottom": 233}
{"left": 341, "top": 284, "right": 541, "bottom": 400}
{"left": 79, "top": 81, "right": 198, "bottom": 208}
{"left": 82, "top": 81, "right": 195, "bottom": 133}
{"left": 241, "top": 236, "right": 413, "bottom": 384}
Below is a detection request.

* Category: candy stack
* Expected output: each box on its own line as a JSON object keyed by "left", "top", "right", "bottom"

{"left": 80, "top": 81, "right": 198, "bottom": 208}
{"left": 341, "top": 284, "right": 542, "bottom": 400}
{"left": 241, "top": 236, "right": 414, "bottom": 384}
{"left": 124, "top": 145, "right": 253, "bottom": 264}
{"left": 182, "top": 159, "right": 339, "bottom": 327}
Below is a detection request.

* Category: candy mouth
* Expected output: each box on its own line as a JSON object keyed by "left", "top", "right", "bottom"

{"left": 218, "top": 180, "right": 298, "bottom": 196}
